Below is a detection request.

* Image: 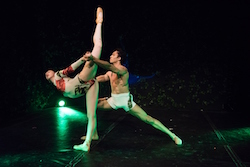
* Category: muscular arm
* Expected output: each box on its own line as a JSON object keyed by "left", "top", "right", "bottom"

{"left": 90, "top": 55, "right": 127, "bottom": 76}
{"left": 96, "top": 72, "right": 110, "bottom": 82}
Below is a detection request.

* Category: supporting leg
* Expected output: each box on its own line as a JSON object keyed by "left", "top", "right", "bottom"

{"left": 80, "top": 98, "right": 112, "bottom": 140}
{"left": 73, "top": 81, "right": 99, "bottom": 152}
{"left": 80, "top": 129, "right": 99, "bottom": 141}
{"left": 85, "top": 81, "right": 99, "bottom": 143}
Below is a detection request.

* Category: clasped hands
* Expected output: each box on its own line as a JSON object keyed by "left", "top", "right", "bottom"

{"left": 81, "top": 51, "right": 93, "bottom": 61}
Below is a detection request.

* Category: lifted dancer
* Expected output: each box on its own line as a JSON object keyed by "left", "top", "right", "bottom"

{"left": 82, "top": 48, "right": 182, "bottom": 145}
{"left": 45, "top": 7, "right": 103, "bottom": 152}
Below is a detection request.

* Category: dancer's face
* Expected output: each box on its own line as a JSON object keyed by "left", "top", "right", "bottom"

{"left": 110, "top": 51, "right": 121, "bottom": 64}
{"left": 45, "top": 70, "right": 55, "bottom": 81}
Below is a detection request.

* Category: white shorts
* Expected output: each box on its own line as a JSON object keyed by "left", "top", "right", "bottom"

{"left": 107, "top": 92, "right": 136, "bottom": 112}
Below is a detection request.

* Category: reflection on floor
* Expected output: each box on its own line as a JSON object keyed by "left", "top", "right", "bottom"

{"left": 0, "top": 106, "right": 249, "bottom": 167}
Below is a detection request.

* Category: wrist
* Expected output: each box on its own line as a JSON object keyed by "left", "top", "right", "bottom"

{"left": 90, "top": 55, "right": 94, "bottom": 61}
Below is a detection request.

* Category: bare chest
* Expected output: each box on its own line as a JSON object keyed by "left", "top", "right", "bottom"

{"left": 110, "top": 73, "right": 123, "bottom": 86}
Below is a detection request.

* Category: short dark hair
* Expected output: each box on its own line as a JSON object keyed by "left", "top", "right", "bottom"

{"left": 115, "top": 48, "right": 126, "bottom": 64}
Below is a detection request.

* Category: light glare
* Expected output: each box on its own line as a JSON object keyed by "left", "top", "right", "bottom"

{"left": 58, "top": 100, "right": 65, "bottom": 107}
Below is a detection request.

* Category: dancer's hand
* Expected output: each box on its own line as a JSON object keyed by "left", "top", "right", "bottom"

{"left": 82, "top": 51, "right": 91, "bottom": 61}
{"left": 98, "top": 97, "right": 108, "bottom": 102}
{"left": 83, "top": 52, "right": 93, "bottom": 61}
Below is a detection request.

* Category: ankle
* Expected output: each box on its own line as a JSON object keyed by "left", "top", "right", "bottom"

{"left": 84, "top": 140, "right": 91, "bottom": 146}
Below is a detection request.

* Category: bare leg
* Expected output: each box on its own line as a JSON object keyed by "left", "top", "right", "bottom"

{"left": 73, "top": 81, "right": 99, "bottom": 151}
{"left": 81, "top": 129, "right": 99, "bottom": 141}
{"left": 73, "top": 7, "right": 103, "bottom": 152}
{"left": 78, "top": 7, "right": 103, "bottom": 81}
{"left": 128, "top": 105, "right": 182, "bottom": 145}
{"left": 80, "top": 98, "right": 112, "bottom": 140}
{"left": 85, "top": 81, "right": 99, "bottom": 145}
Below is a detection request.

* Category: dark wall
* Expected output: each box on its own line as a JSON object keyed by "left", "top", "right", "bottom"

{"left": 1, "top": 1, "right": 249, "bottom": 120}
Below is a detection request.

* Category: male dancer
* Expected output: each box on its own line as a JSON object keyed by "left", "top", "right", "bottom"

{"left": 81, "top": 48, "right": 182, "bottom": 145}
{"left": 45, "top": 7, "right": 103, "bottom": 152}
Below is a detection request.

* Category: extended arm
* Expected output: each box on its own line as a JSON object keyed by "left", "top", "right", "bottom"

{"left": 57, "top": 57, "right": 85, "bottom": 77}
{"left": 88, "top": 55, "right": 127, "bottom": 76}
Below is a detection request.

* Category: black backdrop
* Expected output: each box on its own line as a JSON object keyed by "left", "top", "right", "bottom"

{"left": 1, "top": 1, "right": 249, "bottom": 121}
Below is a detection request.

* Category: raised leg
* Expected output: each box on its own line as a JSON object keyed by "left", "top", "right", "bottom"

{"left": 79, "top": 7, "right": 103, "bottom": 81}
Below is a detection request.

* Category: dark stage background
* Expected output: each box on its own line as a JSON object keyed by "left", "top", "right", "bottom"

{"left": 1, "top": 1, "right": 249, "bottom": 124}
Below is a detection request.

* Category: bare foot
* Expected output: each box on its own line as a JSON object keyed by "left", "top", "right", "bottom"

{"left": 73, "top": 142, "right": 90, "bottom": 152}
{"left": 81, "top": 135, "right": 99, "bottom": 141}
{"left": 173, "top": 135, "right": 182, "bottom": 145}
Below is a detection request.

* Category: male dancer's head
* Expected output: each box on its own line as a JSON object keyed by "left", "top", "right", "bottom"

{"left": 109, "top": 48, "right": 126, "bottom": 65}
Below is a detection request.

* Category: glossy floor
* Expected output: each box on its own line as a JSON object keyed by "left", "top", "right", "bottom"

{"left": 0, "top": 106, "right": 249, "bottom": 167}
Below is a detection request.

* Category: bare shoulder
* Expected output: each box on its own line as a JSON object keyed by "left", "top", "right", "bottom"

{"left": 120, "top": 65, "right": 128, "bottom": 70}
{"left": 110, "top": 64, "right": 128, "bottom": 76}
{"left": 118, "top": 65, "right": 129, "bottom": 77}
{"left": 119, "top": 65, "right": 128, "bottom": 73}
{"left": 106, "top": 71, "right": 112, "bottom": 77}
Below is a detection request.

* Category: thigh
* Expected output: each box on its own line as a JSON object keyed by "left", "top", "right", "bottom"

{"left": 128, "top": 104, "right": 148, "bottom": 121}
{"left": 86, "top": 82, "right": 99, "bottom": 117}
{"left": 97, "top": 98, "right": 113, "bottom": 110}
{"left": 79, "top": 62, "right": 98, "bottom": 81}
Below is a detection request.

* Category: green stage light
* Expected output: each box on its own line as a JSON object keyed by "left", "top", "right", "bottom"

{"left": 58, "top": 100, "right": 65, "bottom": 107}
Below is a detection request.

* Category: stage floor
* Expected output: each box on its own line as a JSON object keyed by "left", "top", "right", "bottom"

{"left": 0, "top": 106, "right": 249, "bottom": 167}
